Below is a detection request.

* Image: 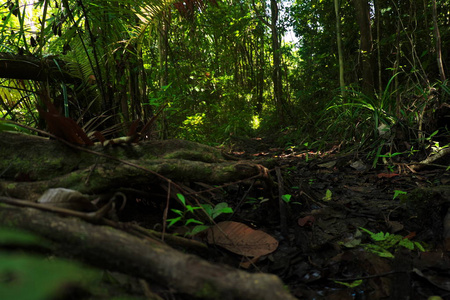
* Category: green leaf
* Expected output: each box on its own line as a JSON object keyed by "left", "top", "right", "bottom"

{"left": 184, "top": 218, "right": 204, "bottom": 226}
{"left": 0, "top": 121, "right": 30, "bottom": 134}
{"left": 0, "top": 252, "right": 98, "bottom": 300}
{"left": 187, "top": 225, "right": 210, "bottom": 236}
{"left": 201, "top": 204, "right": 213, "bottom": 216}
{"left": 414, "top": 241, "right": 426, "bottom": 252}
{"left": 211, "top": 202, "right": 233, "bottom": 219}
{"left": 323, "top": 189, "right": 332, "bottom": 201}
{"left": 185, "top": 205, "right": 201, "bottom": 214}
{"left": 398, "top": 238, "right": 414, "bottom": 250}
{"left": 281, "top": 194, "right": 292, "bottom": 203}
{"left": 0, "top": 228, "right": 49, "bottom": 248}
{"left": 167, "top": 217, "right": 182, "bottom": 227}
{"left": 371, "top": 231, "right": 388, "bottom": 242}
{"left": 359, "top": 227, "right": 375, "bottom": 236}
{"left": 177, "top": 193, "right": 186, "bottom": 206}
{"left": 393, "top": 190, "right": 407, "bottom": 200}
{"left": 170, "top": 209, "right": 183, "bottom": 216}
{"left": 334, "top": 280, "right": 363, "bottom": 288}
{"left": 363, "top": 244, "right": 394, "bottom": 258}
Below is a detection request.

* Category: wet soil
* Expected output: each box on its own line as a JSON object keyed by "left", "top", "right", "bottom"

{"left": 216, "top": 136, "right": 450, "bottom": 300}
{"left": 26, "top": 135, "right": 449, "bottom": 300}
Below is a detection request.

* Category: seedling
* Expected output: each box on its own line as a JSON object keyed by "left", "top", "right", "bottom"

{"left": 167, "top": 193, "right": 234, "bottom": 236}
{"left": 359, "top": 227, "right": 425, "bottom": 258}
{"left": 281, "top": 194, "right": 292, "bottom": 203}
{"left": 393, "top": 190, "right": 407, "bottom": 200}
{"left": 323, "top": 189, "right": 332, "bottom": 201}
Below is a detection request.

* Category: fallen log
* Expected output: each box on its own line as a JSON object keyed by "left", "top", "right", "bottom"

{"left": 0, "top": 204, "right": 296, "bottom": 300}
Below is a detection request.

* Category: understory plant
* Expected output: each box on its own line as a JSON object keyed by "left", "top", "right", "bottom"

{"left": 167, "top": 193, "right": 233, "bottom": 236}
{"left": 358, "top": 227, "right": 425, "bottom": 258}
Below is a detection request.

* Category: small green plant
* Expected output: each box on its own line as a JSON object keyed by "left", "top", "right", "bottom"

{"left": 429, "top": 140, "right": 449, "bottom": 155}
{"left": 359, "top": 227, "right": 425, "bottom": 258}
{"left": 281, "top": 194, "right": 292, "bottom": 203}
{"left": 393, "top": 190, "right": 407, "bottom": 200}
{"left": 322, "top": 189, "right": 332, "bottom": 201}
{"left": 378, "top": 151, "right": 403, "bottom": 172}
{"left": 167, "top": 193, "right": 233, "bottom": 236}
{"left": 303, "top": 142, "right": 310, "bottom": 162}
{"left": 281, "top": 194, "right": 302, "bottom": 205}
{"left": 406, "top": 146, "right": 419, "bottom": 157}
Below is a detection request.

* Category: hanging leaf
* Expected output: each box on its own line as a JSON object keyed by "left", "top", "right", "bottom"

{"left": 177, "top": 193, "right": 186, "bottom": 206}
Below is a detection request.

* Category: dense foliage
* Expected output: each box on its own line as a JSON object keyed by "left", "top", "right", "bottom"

{"left": 0, "top": 0, "right": 448, "bottom": 147}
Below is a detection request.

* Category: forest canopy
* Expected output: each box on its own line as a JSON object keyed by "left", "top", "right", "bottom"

{"left": 0, "top": 0, "right": 448, "bottom": 148}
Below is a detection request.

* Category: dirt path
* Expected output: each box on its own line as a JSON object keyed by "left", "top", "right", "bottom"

{"left": 227, "top": 137, "right": 450, "bottom": 299}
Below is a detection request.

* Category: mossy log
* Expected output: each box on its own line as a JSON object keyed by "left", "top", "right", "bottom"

{"left": 0, "top": 132, "right": 268, "bottom": 200}
{"left": 0, "top": 204, "right": 295, "bottom": 300}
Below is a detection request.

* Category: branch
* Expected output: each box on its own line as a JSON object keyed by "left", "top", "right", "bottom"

{"left": 0, "top": 52, "right": 81, "bottom": 83}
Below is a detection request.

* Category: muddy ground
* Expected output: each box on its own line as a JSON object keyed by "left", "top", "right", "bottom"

{"left": 113, "top": 134, "right": 450, "bottom": 300}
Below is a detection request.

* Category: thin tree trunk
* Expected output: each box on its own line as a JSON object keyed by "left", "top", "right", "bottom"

{"left": 256, "top": 24, "right": 265, "bottom": 114}
{"left": 270, "top": 0, "right": 284, "bottom": 120}
{"left": 334, "top": 0, "right": 345, "bottom": 96}
{"left": 353, "top": 0, "right": 374, "bottom": 96}
{"left": 375, "top": 0, "right": 382, "bottom": 95}
{"left": 394, "top": 19, "right": 400, "bottom": 117}
{"left": 432, "top": 0, "right": 446, "bottom": 82}
{"left": 158, "top": 12, "right": 170, "bottom": 88}
{"left": 158, "top": 11, "right": 170, "bottom": 139}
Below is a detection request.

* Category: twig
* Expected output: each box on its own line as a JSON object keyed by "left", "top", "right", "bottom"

{"left": 275, "top": 167, "right": 288, "bottom": 237}
{"left": 329, "top": 270, "right": 397, "bottom": 282}
{"left": 0, "top": 195, "right": 113, "bottom": 222}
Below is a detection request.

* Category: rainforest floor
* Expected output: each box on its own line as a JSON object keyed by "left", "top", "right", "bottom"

{"left": 2, "top": 133, "right": 450, "bottom": 300}
{"left": 113, "top": 134, "right": 450, "bottom": 300}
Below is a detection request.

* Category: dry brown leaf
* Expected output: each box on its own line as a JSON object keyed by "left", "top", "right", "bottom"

{"left": 207, "top": 221, "right": 278, "bottom": 257}
{"left": 38, "top": 188, "right": 97, "bottom": 211}
{"left": 298, "top": 215, "right": 315, "bottom": 227}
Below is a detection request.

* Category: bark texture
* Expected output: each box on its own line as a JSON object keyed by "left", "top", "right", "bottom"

{"left": 0, "top": 132, "right": 268, "bottom": 201}
{"left": 0, "top": 204, "right": 296, "bottom": 300}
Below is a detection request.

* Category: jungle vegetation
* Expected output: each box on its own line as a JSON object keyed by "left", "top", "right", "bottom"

{"left": 0, "top": 0, "right": 448, "bottom": 149}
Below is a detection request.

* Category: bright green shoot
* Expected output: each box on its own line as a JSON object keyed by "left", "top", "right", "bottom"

{"left": 167, "top": 193, "right": 234, "bottom": 236}
{"left": 281, "top": 194, "right": 292, "bottom": 203}
{"left": 393, "top": 190, "right": 407, "bottom": 200}
{"left": 359, "top": 227, "right": 425, "bottom": 258}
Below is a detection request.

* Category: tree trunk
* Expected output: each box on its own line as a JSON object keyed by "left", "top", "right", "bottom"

{"left": 353, "top": 0, "right": 374, "bottom": 96}
{"left": 270, "top": 0, "right": 284, "bottom": 120}
{"left": 374, "top": 0, "right": 382, "bottom": 95}
{"left": 158, "top": 11, "right": 171, "bottom": 138}
{"left": 334, "top": 0, "right": 346, "bottom": 96}
{"left": 158, "top": 11, "right": 170, "bottom": 88}
{"left": 432, "top": 0, "right": 446, "bottom": 82}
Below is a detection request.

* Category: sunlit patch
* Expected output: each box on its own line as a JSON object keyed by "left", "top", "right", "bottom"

{"left": 251, "top": 115, "right": 260, "bottom": 130}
